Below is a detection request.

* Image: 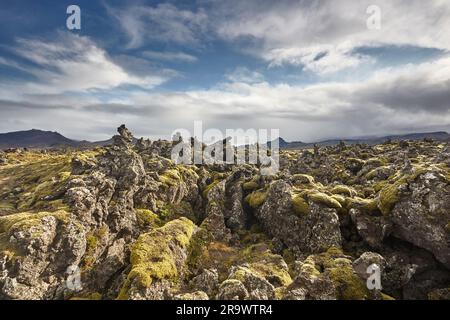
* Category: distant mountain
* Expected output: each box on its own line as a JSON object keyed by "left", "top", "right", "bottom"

{"left": 0, "top": 129, "right": 135, "bottom": 149}
{"left": 0, "top": 129, "right": 78, "bottom": 149}
{"left": 0, "top": 129, "right": 448, "bottom": 150}
{"left": 269, "top": 131, "right": 450, "bottom": 150}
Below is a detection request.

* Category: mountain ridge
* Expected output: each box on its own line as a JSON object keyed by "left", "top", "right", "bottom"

{"left": 0, "top": 128, "right": 449, "bottom": 150}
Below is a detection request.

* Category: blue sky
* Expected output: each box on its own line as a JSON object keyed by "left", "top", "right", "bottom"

{"left": 0, "top": 0, "right": 449, "bottom": 141}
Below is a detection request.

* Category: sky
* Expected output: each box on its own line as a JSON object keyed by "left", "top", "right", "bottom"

{"left": 0, "top": 0, "right": 449, "bottom": 142}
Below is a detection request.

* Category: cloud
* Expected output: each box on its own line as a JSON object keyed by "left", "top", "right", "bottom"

{"left": 2, "top": 32, "right": 171, "bottom": 95}
{"left": 225, "top": 67, "right": 265, "bottom": 83}
{"left": 108, "top": 3, "right": 208, "bottom": 48}
{"left": 142, "top": 50, "right": 198, "bottom": 63}
{"left": 1, "top": 55, "right": 449, "bottom": 142}
{"left": 211, "top": 0, "right": 450, "bottom": 74}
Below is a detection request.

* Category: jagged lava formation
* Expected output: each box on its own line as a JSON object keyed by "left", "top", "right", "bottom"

{"left": 0, "top": 125, "right": 449, "bottom": 300}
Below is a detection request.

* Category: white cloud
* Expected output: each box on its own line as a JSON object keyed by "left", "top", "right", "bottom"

{"left": 212, "top": 0, "right": 450, "bottom": 74}
{"left": 225, "top": 67, "right": 265, "bottom": 83}
{"left": 108, "top": 3, "right": 208, "bottom": 48}
{"left": 3, "top": 32, "right": 170, "bottom": 95}
{"left": 142, "top": 50, "right": 198, "bottom": 63}
{"left": 2, "top": 54, "right": 449, "bottom": 141}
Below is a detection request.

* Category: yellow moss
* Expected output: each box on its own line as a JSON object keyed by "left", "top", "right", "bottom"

{"left": 243, "top": 181, "right": 260, "bottom": 191}
{"left": 378, "top": 180, "right": 403, "bottom": 216}
{"left": 0, "top": 210, "right": 69, "bottom": 234}
{"left": 158, "top": 201, "right": 196, "bottom": 223}
{"left": 291, "top": 174, "right": 315, "bottom": 185}
{"left": 238, "top": 244, "right": 293, "bottom": 287}
{"left": 328, "top": 264, "right": 370, "bottom": 300}
{"left": 326, "top": 246, "right": 344, "bottom": 256}
{"left": 381, "top": 293, "right": 395, "bottom": 300}
{"left": 300, "top": 257, "right": 321, "bottom": 278}
{"left": 365, "top": 158, "right": 387, "bottom": 167}
{"left": 350, "top": 197, "right": 379, "bottom": 213}
{"left": 378, "top": 166, "right": 433, "bottom": 215}
{"left": 330, "top": 185, "right": 356, "bottom": 197}
{"left": 245, "top": 190, "right": 268, "bottom": 208}
{"left": 188, "top": 238, "right": 238, "bottom": 281}
{"left": 70, "top": 292, "right": 102, "bottom": 300}
{"left": 82, "top": 226, "right": 108, "bottom": 271}
{"left": 366, "top": 166, "right": 391, "bottom": 180}
{"left": 158, "top": 169, "right": 182, "bottom": 187}
{"left": 135, "top": 209, "right": 160, "bottom": 228}
{"left": 121, "top": 218, "right": 195, "bottom": 292}
{"left": 0, "top": 154, "right": 72, "bottom": 213}
{"left": 0, "top": 210, "right": 70, "bottom": 257}
{"left": 308, "top": 192, "right": 342, "bottom": 209}
{"left": 202, "top": 180, "right": 221, "bottom": 198}
{"left": 291, "top": 194, "right": 310, "bottom": 216}
{"left": 301, "top": 247, "right": 369, "bottom": 300}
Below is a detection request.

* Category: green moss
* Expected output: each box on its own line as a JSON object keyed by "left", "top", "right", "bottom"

{"left": 135, "top": 209, "right": 161, "bottom": 228}
{"left": 158, "top": 169, "right": 182, "bottom": 187}
{"left": 245, "top": 190, "right": 268, "bottom": 208}
{"left": 299, "top": 247, "right": 369, "bottom": 300}
{"left": 0, "top": 154, "right": 72, "bottom": 213}
{"left": 330, "top": 185, "right": 356, "bottom": 197}
{"left": 158, "top": 201, "right": 196, "bottom": 223}
{"left": 0, "top": 210, "right": 69, "bottom": 234}
{"left": 291, "top": 174, "right": 315, "bottom": 185}
{"left": 188, "top": 238, "right": 238, "bottom": 281}
{"left": 308, "top": 192, "right": 342, "bottom": 209}
{"left": 70, "top": 292, "right": 102, "bottom": 300}
{"left": 350, "top": 197, "right": 379, "bottom": 213}
{"left": 381, "top": 293, "right": 395, "bottom": 300}
{"left": 291, "top": 194, "right": 310, "bottom": 216}
{"left": 378, "top": 180, "right": 403, "bottom": 216}
{"left": 186, "top": 228, "right": 213, "bottom": 271}
{"left": 282, "top": 249, "right": 295, "bottom": 267}
{"left": 243, "top": 181, "right": 260, "bottom": 191}
{"left": 378, "top": 166, "right": 433, "bottom": 215}
{"left": 0, "top": 210, "right": 70, "bottom": 257}
{"left": 365, "top": 158, "right": 387, "bottom": 167}
{"left": 82, "top": 226, "right": 108, "bottom": 271}
{"left": 121, "top": 218, "right": 195, "bottom": 292}
{"left": 202, "top": 180, "right": 221, "bottom": 198}
{"left": 328, "top": 263, "right": 370, "bottom": 300}
{"left": 238, "top": 244, "right": 292, "bottom": 287}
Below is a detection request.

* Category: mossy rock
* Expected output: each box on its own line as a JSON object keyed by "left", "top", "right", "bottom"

{"left": 81, "top": 225, "right": 108, "bottom": 271}
{"left": 245, "top": 190, "right": 268, "bottom": 208}
{"left": 158, "top": 169, "right": 182, "bottom": 187}
{"left": 327, "top": 263, "right": 370, "bottom": 300}
{"left": 202, "top": 180, "right": 221, "bottom": 198}
{"left": 291, "top": 174, "right": 315, "bottom": 186}
{"left": 291, "top": 194, "right": 310, "bottom": 216}
{"left": 330, "top": 185, "right": 356, "bottom": 197}
{"left": 308, "top": 192, "right": 342, "bottom": 209}
{"left": 243, "top": 181, "right": 260, "bottom": 191}
{"left": 0, "top": 154, "right": 72, "bottom": 213}
{"left": 300, "top": 247, "right": 370, "bottom": 300}
{"left": 0, "top": 210, "right": 71, "bottom": 257}
{"left": 118, "top": 217, "right": 196, "bottom": 298}
{"left": 238, "top": 244, "right": 292, "bottom": 287}
{"left": 135, "top": 209, "right": 161, "bottom": 228}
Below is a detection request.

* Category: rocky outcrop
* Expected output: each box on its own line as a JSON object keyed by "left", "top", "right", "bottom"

{"left": 253, "top": 180, "right": 342, "bottom": 255}
{"left": 0, "top": 125, "right": 449, "bottom": 300}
